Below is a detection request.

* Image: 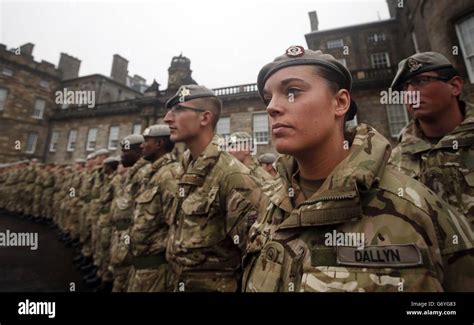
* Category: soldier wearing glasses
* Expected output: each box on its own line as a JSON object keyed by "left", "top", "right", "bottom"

{"left": 163, "top": 85, "right": 267, "bottom": 292}
{"left": 389, "top": 52, "right": 474, "bottom": 230}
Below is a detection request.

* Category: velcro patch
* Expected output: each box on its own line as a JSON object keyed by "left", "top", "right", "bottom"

{"left": 336, "top": 244, "right": 422, "bottom": 268}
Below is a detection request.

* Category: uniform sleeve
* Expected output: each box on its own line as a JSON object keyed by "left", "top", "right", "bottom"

{"left": 434, "top": 199, "right": 474, "bottom": 291}
{"left": 222, "top": 172, "right": 269, "bottom": 252}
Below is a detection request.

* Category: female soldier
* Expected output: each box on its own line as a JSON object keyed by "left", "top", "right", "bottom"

{"left": 242, "top": 46, "right": 473, "bottom": 292}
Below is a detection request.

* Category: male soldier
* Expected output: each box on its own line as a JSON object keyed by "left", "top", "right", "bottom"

{"left": 12, "top": 161, "right": 28, "bottom": 217}
{"left": 80, "top": 149, "right": 110, "bottom": 282}
{"left": 109, "top": 134, "right": 150, "bottom": 292}
{"left": 126, "top": 125, "right": 180, "bottom": 292}
{"left": 63, "top": 159, "right": 86, "bottom": 240}
{"left": 163, "top": 84, "right": 267, "bottom": 292}
{"left": 42, "top": 163, "right": 56, "bottom": 224}
{"left": 258, "top": 153, "right": 278, "bottom": 177}
{"left": 77, "top": 149, "right": 109, "bottom": 278}
{"left": 5, "top": 162, "right": 24, "bottom": 216}
{"left": 74, "top": 153, "right": 97, "bottom": 267}
{"left": 31, "top": 163, "right": 45, "bottom": 222}
{"left": 85, "top": 156, "right": 121, "bottom": 291}
{"left": 389, "top": 52, "right": 474, "bottom": 230}
{"left": 58, "top": 165, "right": 74, "bottom": 235}
{"left": 22, "top": 160, "right": 38, "bottom": 219}
{"left": 227, "top": 131, "right": 273, "bottom": 187}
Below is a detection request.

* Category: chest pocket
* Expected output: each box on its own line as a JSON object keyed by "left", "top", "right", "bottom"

{"left": 135, "top": 186, "right": 162, "bottom": 219}
{"left": 178, "top": 186, "right": 225, "bottom": 248}
{"left": 245, "top": 241, "right": 295, "bottom": 292}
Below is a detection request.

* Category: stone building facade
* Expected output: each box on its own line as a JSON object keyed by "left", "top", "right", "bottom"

{"left": 1, "top": 0, "right": 473, "bottom": 164}
{"left": 386, "top": 0, "right": 474, "bottom": 102}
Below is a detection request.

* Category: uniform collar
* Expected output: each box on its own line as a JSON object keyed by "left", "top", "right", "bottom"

{"left": 151, "top": 152, "right": 177, "bottom": 171}
{"left": 271, "top": 124, "right": 390, "bottom": 227}
{"left": 179, "top": 135, "right": 222, "bottom": 186}
{"left": 398, "top": 101, "right": 474, "bottom": 153}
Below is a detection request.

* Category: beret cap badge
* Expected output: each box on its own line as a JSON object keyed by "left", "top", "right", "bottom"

{"left": 178, "top": 86, "right": 191, "bottom": 98}
{"left": 407, "top": 58, "right": 422, "bottom": 72}
{"left": 286, "top": 45, "right": 305, "bottom": 58}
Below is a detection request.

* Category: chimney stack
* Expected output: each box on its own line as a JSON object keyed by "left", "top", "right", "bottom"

{"left": 309, "top": 11, "right": 319, "bottom": 31}
{"left": 111, "top": 54, "right": 128, "bottom": 84}
{"left": 58, "top": 53, "right": 81, "bottom": 80}
{"left": 19, "top": 43, "right": 34, "bottom": 56}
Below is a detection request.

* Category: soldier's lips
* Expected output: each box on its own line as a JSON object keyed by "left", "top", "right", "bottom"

{"left": 272, "top": 123, "right": 291, "bottom": 136}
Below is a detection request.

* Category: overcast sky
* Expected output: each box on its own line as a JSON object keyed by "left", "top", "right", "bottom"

{"left": 1, "top": 0, "right": 390, "bottom": 89}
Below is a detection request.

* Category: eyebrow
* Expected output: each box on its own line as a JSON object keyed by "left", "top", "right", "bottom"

{"left": 263, "top": 77, "right": 310, "bottom": 95}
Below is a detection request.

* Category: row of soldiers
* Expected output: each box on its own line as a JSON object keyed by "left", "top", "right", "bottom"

{"left": 1, "top": 48, "right": 474, "bottom": 292}
{"left": 0, "top": 127, "right": 278, "bottom": 292}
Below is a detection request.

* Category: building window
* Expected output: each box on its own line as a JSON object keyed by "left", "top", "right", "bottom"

{"left": 386, "top": 104, "right": 409, "bottom": 138}
{"left": 0, "top": 88, "right": 7, "bottom": 111}
{"left": 32, "top": 99, "right": 45, "bottom": 119}
{"left": 25, "top": 133, "right": 38, "bottom": 154}
{"left": 455, "top": 13, "right": 474, "bottom": 83}
{"left": 108, "top": 126, "right": 120, "bottom": 150}
{"left": 253, "top": 113, "right": 269, "bottom": 144}
{"left": 216, "top": 117, "right": 230, "bottom": 138}
{"left": 327, "top": 39, "right": 344, "bottom": 49}
{"left": 132, "top": 123, "right": 142, "bottom": 135}
{"left": 49, "top": 131, "right": 59, "bottom": 152}
{"left": 371, "top": 52, "right": 390, "bottom": 68}
{"left": 67, "top": 129, "right": 77, "bottom": 152}
{"left": 86, "top": 128, "right": 98, "bottom": 151}
{"left": 2, "top": 67, "right": 13, "bottom": 76}
{"left": 368, "top": 33, "right": 386, "bottom": 43}
{"left": 39, "top": 80, "right": 49, "bottom": 88}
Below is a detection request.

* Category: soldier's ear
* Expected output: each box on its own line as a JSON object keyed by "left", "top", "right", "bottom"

{"left": 200, "top": 111, "right": 213, "bottom": 127}
{"left": 448, "top": 76, "right": 463, "bottom": 97}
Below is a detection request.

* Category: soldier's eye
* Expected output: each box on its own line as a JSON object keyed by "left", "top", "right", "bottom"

{"left": 287, "top": 88, "right": 300, "bottom": 95}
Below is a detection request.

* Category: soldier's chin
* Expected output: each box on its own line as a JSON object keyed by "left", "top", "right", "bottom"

{"left": 169, "top": 134, "right": 181, "bottom": 142}
{"left": 274, "top": 138, "right": 294, "bottom": 155}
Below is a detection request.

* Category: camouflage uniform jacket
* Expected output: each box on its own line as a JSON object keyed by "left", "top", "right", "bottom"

{"left": 246, "top": 156, "right": 274, "bottom": 188}
{"left": 166, "top": 136, "right": 268, "bottom": 291}
{"left": 113, "top": 158, "right": 150, "bottom": 226}
{"left": 243, "top": 124, "right": 474, "bottom": 292}
{"left": 130, "top": 153, "right": 180, "bottom": 261}
{"left": 389, "top": 101, "right": 474, "bottom": 229}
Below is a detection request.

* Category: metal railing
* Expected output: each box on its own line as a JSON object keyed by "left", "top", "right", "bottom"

{"left": 213, "top": 83, "right": 258, "bottom": 96}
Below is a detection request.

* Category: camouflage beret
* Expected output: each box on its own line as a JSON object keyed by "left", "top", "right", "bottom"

{"left": 65, "top": 166, "right": 73, "bottom": 171}
{"left": 86, "top": 153, "right": 96, "bottom": 160}
{"left": 391, "top": 51, "right": 454, "bottom": 90}
{"left": 120, "top": 134, "right": 144, "bottom": 148}
{"left": 103, "top": 156, "right": 121, "bottom": 164}
{"left": 142, "top": 124, "right": 170, "bottom": 137}
{"left": 75, "top": 158, "right": 86, "bottom": 164}
{"left": 94, "top": 148, "right": 110, "bottom": 157}
{"left": 258, "top": 153, "right": 277, "bottom": 164}
{"left": 257, "top": 46, "right": 357, "bottom": 121}
{"left": 165, "top": 84, "right": 216, "bottom": 109}
{"left": 228, "top": 131, "right": 253, "bottom": 144}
